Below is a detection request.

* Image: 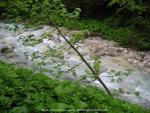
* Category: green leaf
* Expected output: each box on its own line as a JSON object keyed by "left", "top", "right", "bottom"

{"left": 51, "top": 102, "right": 68, "bottom": 110}
{"left": 9, "top": 107, "right": 28, "bottom": 113}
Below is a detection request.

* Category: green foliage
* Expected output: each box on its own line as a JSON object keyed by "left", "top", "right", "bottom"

{"left": 109, "top": 0, "right": 147, "bottom": 12}
{"left": 0, "top": 60, "right": 149, "bottom": 113}
{"left": 58, "top": 18, "right": 149, "bottom": 49}
{"left": 40, "top": 31, "right": 53, "bottom": 40}
{"left": 2, "top": 0, "right": 150, "bottom": 50}
{"left": 18, "top": 34, "right": 40, "bottom": 46}
{"left": 44, "top": 48, "right": 64, "bottom": 59}
{"left": 93, "top": 56, "right": 101, "bottom": 75}
{"left": 67, "top": 19, "right": 150, "bottom": 50}
{"left": 0, "top": 0, "right": 6, "bottom": 8}
{"left": 3, "top": 0, "right": 80, "bottom": 24}
{"left": 70, "top": 31, "right": 87, "bottom": 44}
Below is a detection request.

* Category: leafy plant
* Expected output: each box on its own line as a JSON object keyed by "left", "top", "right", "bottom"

{"left": 93, "top": 56, "right": 101, "bottom": 76}
{"left": 0, "top": 60, "right": 149, "bottom": 113}
{"left": 70, "top": 30, "right": 87, "bottom": 44}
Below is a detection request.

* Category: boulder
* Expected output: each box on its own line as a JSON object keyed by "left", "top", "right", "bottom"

{"left": 1, "top": 47, "right": 13, "bottom": 54}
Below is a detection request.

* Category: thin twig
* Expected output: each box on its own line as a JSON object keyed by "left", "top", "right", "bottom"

{"left": 66, "top": 62, "right": 83, "bottom": 73}
{"left": 49, "top": 19, "right": 112, "bottom": 96}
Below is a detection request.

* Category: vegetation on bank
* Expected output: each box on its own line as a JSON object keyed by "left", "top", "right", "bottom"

{"left": 0, "top": 60, "right": 149, "bottom": 113}
{"left": 0, "top": 0, "right": 150, "bottom": 50}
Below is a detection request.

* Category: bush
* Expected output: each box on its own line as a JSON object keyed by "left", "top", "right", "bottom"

{"left": 70, "top": 30, "right": 88, "bottom": 44}
{"left": 0, "top": 60, "right": 150, "bottom": 113}
{"left": 2, "top": 0, "right": 80, "bottom": 24}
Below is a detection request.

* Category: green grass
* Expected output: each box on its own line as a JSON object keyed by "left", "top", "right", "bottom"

{"left": 0, "top": 60, "right": 149, "bottom": 113}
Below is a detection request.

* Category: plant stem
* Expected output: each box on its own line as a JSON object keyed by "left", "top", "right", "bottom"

{"left": 49, "top": 19, "right": 112, "bottom": 96}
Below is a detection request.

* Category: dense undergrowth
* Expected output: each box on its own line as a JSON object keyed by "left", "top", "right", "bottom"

{"left": 0, "top": 0, "right": 150, "bottom": 50}
{"left": 0, "top": 60, "right": 149, "bottom": 113}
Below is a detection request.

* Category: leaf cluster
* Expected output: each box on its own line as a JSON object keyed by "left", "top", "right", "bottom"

{"left": 0, "top": 61, "right": 149, "bottom": 113}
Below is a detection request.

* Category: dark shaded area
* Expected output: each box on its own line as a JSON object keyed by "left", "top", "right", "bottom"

{"left": 0, "top": 0, "right": 7, "bottom": 19}
{"left": 61, "top": 0, "right": 118, "bottom": 19}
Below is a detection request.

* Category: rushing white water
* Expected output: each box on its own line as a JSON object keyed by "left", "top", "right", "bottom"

{"left": 0, "top": 22, "right": 150, "bottom": 108}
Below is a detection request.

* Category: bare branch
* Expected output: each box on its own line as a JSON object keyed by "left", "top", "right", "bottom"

{"left": 49, "top": 19, "right": 112, "bottom": 96}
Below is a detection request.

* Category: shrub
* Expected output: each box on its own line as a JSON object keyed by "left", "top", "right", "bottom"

{"left": 0, "top": 60, "right": 150, "bottom": 113}
{"left": 70, "top": 30, "right": 88, "bottom": 44}
{"left": 3, "top": 0, "right": 80, "bottom": 24}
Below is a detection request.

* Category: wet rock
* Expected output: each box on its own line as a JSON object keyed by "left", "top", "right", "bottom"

{"left": 6, "top": 52, "right": 16, "bottom": 58}
{"left": 53, "top": 36, "right": 61, "bottom": 43}
{"left": 1, "top": 47, "right": 13, "bottom": 54}
{"left": 108, "top": 46, "right": 112, "bottom": 49}
{"left": 78, "top": 48, "right": 89, "bottom": 56}
{"left": 144, "top": 55, "right": 150, "bottom": 60}
{"left": 144, "top": 61, "right": 150, "bottom": 68}
{"left": 116, "top": 48, "right": 124, "bottom": 53}
{"left": 59, "top": 27, "right": 69, "bottom": 35}
{"left": 74, "top": 44, "right": 78, "bottom": 48}
{"left": 32, "top": 26, "right": 44, "bottom": 31}
{"left": 133, "top": 53, "right": 142, "bottom": 60}
{"left": 98, "top": 50, "right": 107, "bottom": 56}
{"left": 0, "top": 44, "right": 5, "bottom": 50}
{"left": 123, "top": 49, "right": 128, "bottom": 54}
{"left": 128, "top": 58, "right": 138, "bottom": 64}
{"left": 91, "top": 46, "right": 98, "bottom": 53}
{"left": 100, "top": 67, "right": 108, "bottom": 73}
{"left": 128, "top": 58, "right": 133, "bottom": 64}
{"left": 128, "top": 52, "right": 135, "bottom": 58}
{"left": 0, "top": 35, "right": 4, "bottom": 40}
{"left": 16, "top": 30, "right": 26, "bottom": 35}
{"left": 107, "top": 48, "right": 119, "bottom": 57}
{"left": 139, "top": 52, "right": 146, "bottom": 59}
{"left": 133, "top": 59, "right": 138, "bottom": 64}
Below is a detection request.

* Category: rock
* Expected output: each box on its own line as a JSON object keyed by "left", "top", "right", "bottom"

{"left": 100, "top": 67, "right": 108, "bottom": 73}
{"left": 53, "top": 36, "right": 61, "bottom": 43}
{"left": 79, "top": 40, "right": 83, "bottom": 43}
{"left": 144, "top": 61, "right": 150, "bottom": 68}
{"left": 78, "top": 48, "right": 89, "bottom": 56}
{"left": 0, "top": 35, "right": 4, "bottom": 40}
{"left": 139, "top": 52, "right": 146, "bottom": 60}
{"left": 107, "top": 48, "right": 119, "bottom": 57}
{"left": 74, "top": 44, "right": 78, "bottom": 48}
{"left": 123, "top": 49, "right": 128, "bottom": 54}
{"left": 59, "top": 27, "right": 69, "bottom": 35}
{"left": 133, "top": 59, "right": 137, "bottom": 64}
{"left": 108, "top": 46, "right": 112, "bottom": 49}
{"left": 0, "top": 44, "right": 5, "bottom": 50}
{"left": 128, "top": 58, "right": 138, "bottom": 64}
{"left": 134, "top": 53, "right": 142, "bottom": 60}
{"left": 144, "top": 55, "right": 150, "bottom": 60}
{"left": 1, "top": 47, "right": 13, "bottom": 54}
{"left": 32, "top": 26, "right": 44, "bottom": 31}
{"left": 43, "top": 39, "right": 56, "bottom": 48}
{"left": 91, "top": 46, "right": 98, "bottom": 53}
{"left": 128, "top": 58, "right": 132, "bottom": 63}
{"left": 128, "top": 52, "right": 135, "bottom": 58}
{"left": 6, "top": 52, "right": 16, "bottom": 58}
{"left": 117, "top": 48, "right": 124, "bottom": 52}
